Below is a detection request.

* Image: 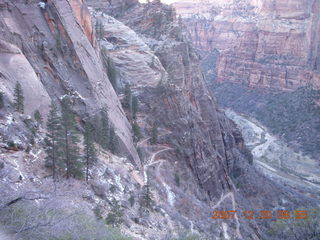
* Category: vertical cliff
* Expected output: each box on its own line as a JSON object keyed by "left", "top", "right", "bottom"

{"left": 0, "top": 1, "right": 318, "bottom": 239}
{"left": 0, "top": 0, "right": 140, "bottom": 166}
{"left": 173, "top": 0, "right": 320, "bottom": 90}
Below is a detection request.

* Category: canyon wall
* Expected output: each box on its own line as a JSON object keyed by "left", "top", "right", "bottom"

{"left": 173, "top": 0, "right": 320, "bottom": 90}
{"left": 0, "top": 0, "right": 140, "bottom": 166}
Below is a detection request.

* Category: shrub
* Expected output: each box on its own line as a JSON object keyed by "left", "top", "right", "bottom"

{"left": 174, "top": 173, "right": 180, "bottom": 187}
{"left": 128, "top": 193, "right": 135, "bottom": 207}
{"left": 105, "top": 200, "right": 124, "bottom": 227}
{"left": 0, "top": 92, "right": 4, "bottom": 109}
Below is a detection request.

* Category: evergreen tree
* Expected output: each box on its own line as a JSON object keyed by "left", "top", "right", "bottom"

{"left": 100, "top": 108, "right": 109, "bottom": 150}
{"left": 44, "top": 103, "right": 61, "bottom": 181}
{"left": 60, "top": 97, "right": 82, "bottom": 179}
{"left": 109, "top": 125, "right": 118, "bottom": 154}
{"left": 140, "top": 182, "right": 154, "bottom": 210}
{"left": 34, "top": 109, "right": 43, "bottom": 126}
{"left": 107, "top": 57, "right": 118, "bottom": 92}
{"left": 84, "top": 119, "right": 97, "bottom": 182}
{"left": 105, "top": 199, "right": 124, "bottom": 227}
{"left": 151, "top": 123, "right": 158, "bottom": 145}
{"left": 95, "top": 20, "right": 105, "bottom": 40}
{"left": 13, "top": 82, "right": 24, "bottom": 113}
{"left": 0, "top": 92, "right": 4, "bottom": 109}
{"left": 92, "top": 113, "right": 102, "bottom": 153}
{"left": 123, "top": 83, "right": 132, "bottom": 112}
{"left": 132, "top": 96, "right": 138, "bottom": 119}
{"left": 132, "top": 122, "right": 141, "bottom": 142}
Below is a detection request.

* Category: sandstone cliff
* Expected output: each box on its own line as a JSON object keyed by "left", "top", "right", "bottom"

{"left": 0, "top": 0, "right": 318, "bottom": 239}
{"left": 173, "top": 0, "right": 320, "bottom": 90}
{"left": 86, "top": 0, "right": 317, "bottom": 238}
{"left": 0, "top": 0, "right": 140, "bottom": 166}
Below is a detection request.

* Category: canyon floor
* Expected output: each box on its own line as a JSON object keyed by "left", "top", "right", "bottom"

{"left": 226, "top": 109, "right": 320, "bottom": 201}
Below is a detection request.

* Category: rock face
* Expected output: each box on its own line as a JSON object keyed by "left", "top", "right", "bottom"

{"left": 0, "top": 0, "right": 318, "bottom": 239}
{"left": 0, "top": 0, "right": 140, "bottom": 166}
{"left": 89, "top": 0, "right": 248, "bottom": 202}
{"left": 173, "top": 0, "right": 320, "bottom": 90}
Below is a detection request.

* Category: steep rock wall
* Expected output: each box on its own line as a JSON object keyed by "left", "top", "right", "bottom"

{"left": 173, "top": 0, "right": 320, "bottom": 90}
{"left": 88, "top": 0, "right": 252, "bottom": 200}
{"left": 0, "top": 0, "right": 140, "bottom": 167}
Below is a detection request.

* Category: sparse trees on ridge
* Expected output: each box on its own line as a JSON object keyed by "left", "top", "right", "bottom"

{"left": 14, "top": 82, "right": 24, "bottom": 113}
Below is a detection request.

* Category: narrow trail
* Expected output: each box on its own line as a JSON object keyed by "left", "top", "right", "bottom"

{"left": 211, "top": 192, "right": 242, "bottom": 239}
{"left": 138, "top": 127, "right": 173, "bottom": 184}
{"left": 137, "top": 127, "right": 179, "bottom": 231}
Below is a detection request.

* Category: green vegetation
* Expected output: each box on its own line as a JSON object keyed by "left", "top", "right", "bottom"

{"left": 105, "top": 199, "right": 124, "bottom": 227}
{"left": 44, "top": 102, "right": 61, "bottom": 181}
{"left": 128, "top": 193, "right": 135, "bottom": 207}
{"left": 269, "top": 208, "right": 320, "bottom": 240}
{"left": 102, "top": 48, "right": 118, "bottom": 92}
{"left": 0, "top": 200, "right": 132, "bottom": 240}
{"left": 107, "top": 57, "right": 118, "bottom": 92}
{"left": 140, "top": 183, "right": 154, "bottom": 210}
{"left": 34, "top": 109, "right": 43, "bottom": 126}
{"left": 151, "top": 123, "right": 158, "bottom": 145}
{"left": 132, "top": 96, "right": 138, "bottom": 119}
{"left": 95, "top": 20, "right": 105, "bottom": 40}
{"left": 212, "top": 83, "right": 320, "bottom": 158}
{"left": 44, "top": 98, "right": 102, "bottom": 181}
{"left": 100, "top": 108, "right": 110, "bottom": 150}
{"left": 14, "top": 81, "right": 24, "bottom": 113}
{"left": 91, "top": 108, "right": 119, "bottom": 154}
{"left": 136, "top": 147, "right": 144, "bottom": 163}
{"left": 132, "top": 122, "right": 141, "bottom": 142}
{"left": 84, "top": 119, "right": 97, "bottom": 182}
{"left": 60, "top": 97, "right": 82, "bottom": 179}
{"left": 0, "top": 92, "right": 4, "bottom": 109}
{"left": 123, "top": 83, "right": 132, "bottom": 112}
{"left": 109, "top": 125, "right": 119, "bottom": 154}
{"left": 174, "top": 173, "right": 180, "bottom": 187}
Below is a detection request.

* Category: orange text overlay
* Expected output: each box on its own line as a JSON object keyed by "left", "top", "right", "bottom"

{"left": 210, "top": 209, "right": 318, "bottom": 220}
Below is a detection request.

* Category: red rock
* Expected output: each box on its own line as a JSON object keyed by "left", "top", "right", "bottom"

{"left": 173, "top": 0, "right": 320, "bottom": 90}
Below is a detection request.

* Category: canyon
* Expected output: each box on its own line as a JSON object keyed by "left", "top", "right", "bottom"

{"left": 0, "top": 0, "right": 319, "bottom": 239}
{"left": 173, "top": 0, "right": 320, "bottom": 90}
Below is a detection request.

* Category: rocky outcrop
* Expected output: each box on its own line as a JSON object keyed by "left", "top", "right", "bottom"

{"left": 173, "top": 0, "right": 320, "bottom": 90}
{"left": 91, "top": 0, "right": 242, "bottom": 201}
{"left": 0, "top": 0, "right": 140, "bottom": 166}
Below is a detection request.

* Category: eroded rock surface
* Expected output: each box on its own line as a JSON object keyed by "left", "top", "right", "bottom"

{"left": 0, "top": 0, "right": 140, "bottom": 166}
{"left": 173, "top": 0, "right": 320, "bottom": 90}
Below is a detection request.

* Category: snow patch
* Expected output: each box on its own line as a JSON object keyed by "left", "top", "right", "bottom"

{"left": 163, "top": 181, "right": 175, "bottom": 207}
{"left": 222, "top": 222, "right": 230, "bottom": 240}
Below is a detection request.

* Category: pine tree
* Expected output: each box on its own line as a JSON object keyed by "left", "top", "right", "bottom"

{"left": 95, "top": 20, "right": 105, "bottom": 40}
{"left": 151, "top": 123, "right": 158, "bottom": 145}
{"left": 0, "top": 92, "right": 4, "bottom": 109}
{"left": 132, "top": 122, "right": 141, "bottom": 142}
{"left": 132, "top": 96, "right": 138, "bottom": 119}
{"left": 84, "top": 119, "right": 97, "bottom": 182}
{"left": 140, "top": 182, "right": 154, "bottom": 210}
{"left": 105, "top": 199, "right": 124, "bottom": 227}
{"left": 107, "top": 57, "right": 118, "bottom": 92}
{"left": 13, "top": 82, "right": 24, "bottom": 113}
{"left": 45, "top": 103, "right": 61, "bottom": 181}
{"left": 100, "top": 108, "right": 109, "bottom": 150}
{"left": 109, "top": 125, "right": 118, "bottom": 154}
{"left": 123, "top": 83, "right": 132, "bottom": 112}
{"left": 60, "top": 97, "right": 82, "bottom": 179}
{"left": 92, "top": 113, "right": 102, "bottom": 153}
{"left": 34, "top": 109, "right": 43, "bottom": 126}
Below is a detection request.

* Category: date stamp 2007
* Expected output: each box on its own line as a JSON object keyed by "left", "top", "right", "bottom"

{"left": 210, "top": 209, "right": 318, "bottom": 220}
